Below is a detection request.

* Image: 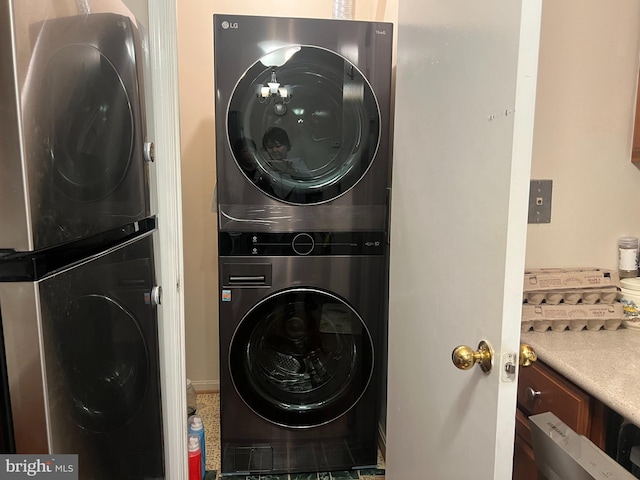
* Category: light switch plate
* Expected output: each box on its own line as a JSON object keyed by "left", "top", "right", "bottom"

{"left": 528, "top": 179, "right": 552, "bottom": 224}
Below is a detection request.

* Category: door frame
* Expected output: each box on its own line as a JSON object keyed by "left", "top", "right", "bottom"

{"left": 145, "top": 1, "right": 187, "bottom": 478}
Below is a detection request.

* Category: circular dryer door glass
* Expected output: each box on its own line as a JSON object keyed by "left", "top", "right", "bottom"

{"left": 229, "top": 288, "right": 374, "bottom": 428}
{"left": 228, "top": 46, "right": 380, "bottom": 204}
{"left": 40, "top": 44, "right": 134, "bottom": 202}
{"left": 55, "top": 294, "right": 149, "bottom": 433}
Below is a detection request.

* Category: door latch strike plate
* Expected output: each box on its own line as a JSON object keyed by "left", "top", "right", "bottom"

{"left": 501, "top": 352, "right": 517, "bottom": 382}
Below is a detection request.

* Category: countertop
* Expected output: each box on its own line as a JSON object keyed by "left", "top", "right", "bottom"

{"left": 521, "top": 328, "right": 640, "bottom": 426}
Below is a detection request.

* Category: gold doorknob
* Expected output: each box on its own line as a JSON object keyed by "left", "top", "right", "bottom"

{"left": 519, "top": 343, "right": 537, "bottom": 367}
{"left": 451, "top": 340, "right": 493, "bottom": 373}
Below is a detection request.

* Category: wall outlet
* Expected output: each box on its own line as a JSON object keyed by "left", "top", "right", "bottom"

{"left": 528, "top": 179, "right": 552, "bottom": 224}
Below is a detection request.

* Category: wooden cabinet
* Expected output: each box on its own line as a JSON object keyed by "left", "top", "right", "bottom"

{"left": 512, "top": 360, "right": 608, "bottom": 479}
{"left": 633, "top": 74, "right": 640, "bottom": 162}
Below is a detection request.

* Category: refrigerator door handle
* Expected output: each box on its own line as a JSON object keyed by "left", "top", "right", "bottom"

{"left": 151, "top": 285, "right": 162, "bottom": 306}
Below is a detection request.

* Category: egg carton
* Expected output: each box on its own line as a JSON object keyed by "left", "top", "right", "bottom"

{"left": 523, "top": 268, "right": 619, "bottom": 292}
{"left": 522, "top": 286, "right": 618, "bottom": 305}
{"left": 521, "top": 303, "right": 624, "bottom": 333}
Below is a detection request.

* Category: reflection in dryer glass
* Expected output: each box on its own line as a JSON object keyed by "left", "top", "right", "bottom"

{"left": 228, "top": 46, "right": 380, "bottom": 204}
{"left": 40, "top": 43, "right": 134, "bottom": 202}
{"left": 55, "top": 294, "right": 148, "bottom": 433}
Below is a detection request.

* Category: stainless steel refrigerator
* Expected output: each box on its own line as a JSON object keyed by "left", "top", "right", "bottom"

{"left": 0, "top": 1, "right": 164, "bottom": 478}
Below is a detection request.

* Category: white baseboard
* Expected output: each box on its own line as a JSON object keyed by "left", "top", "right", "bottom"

{"left": 191, "top": 379, "right": 219, "bottom": 392}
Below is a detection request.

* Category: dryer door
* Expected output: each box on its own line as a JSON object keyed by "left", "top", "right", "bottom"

{"left": 229, "top": 288, "right": 374, "bottom": 428}
{"left": 228, "top": 46, "right": 380, "bottom": 205}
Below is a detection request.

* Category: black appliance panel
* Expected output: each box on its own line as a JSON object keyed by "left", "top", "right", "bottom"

{"left": 0, "top": 218, "right": 155, "bottom": 282}
{"left": 218, "top": 255, "right": 384, "bottom": 475}
{"left": 219, "top": 231, "right": 386, "bottom": 256}
{"left": 214, "top": 15, "right": 393, "bottom": 232}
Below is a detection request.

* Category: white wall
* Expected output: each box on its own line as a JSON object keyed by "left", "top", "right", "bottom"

{"left": 525, "top": 0, "right": 640, "bottom": 268}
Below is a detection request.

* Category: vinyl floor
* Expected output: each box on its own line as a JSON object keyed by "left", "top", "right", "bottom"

{"left": 196, "top": 392, "right": 386, "bottom": 480}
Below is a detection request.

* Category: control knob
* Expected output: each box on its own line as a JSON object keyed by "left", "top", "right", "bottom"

{"left": 292, "top": 233, "right": 314, "bottom": 256}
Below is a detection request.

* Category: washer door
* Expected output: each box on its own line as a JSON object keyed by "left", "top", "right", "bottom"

{"left": 229, "top": 288, "right": 374, "bottom": 428}
{"left": 228, "top": 46, "right": 380, "bottom": 204}
{"left": 39, "top": 43, "right": 134, "bottom": 202}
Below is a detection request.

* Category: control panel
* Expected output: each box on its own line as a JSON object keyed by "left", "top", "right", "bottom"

{"left": 219, "top": 232, "right": 386, "bottom": 256}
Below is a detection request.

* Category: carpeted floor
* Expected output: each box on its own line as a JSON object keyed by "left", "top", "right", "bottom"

{"left": 196, "top": 391, "right": 222, "bottom": 472}
{"left": 195, "top": 392, "right": 385, "bottom": 480}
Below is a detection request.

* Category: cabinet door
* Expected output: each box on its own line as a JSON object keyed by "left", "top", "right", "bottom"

{"left": 517, "top": 361, "right": 591, "bottom": 435}
{"left": 513, "top": 410, "right": 537, "bottom": 480}
{"left": 513, "top": 360, "right": 610, "bottom": 480}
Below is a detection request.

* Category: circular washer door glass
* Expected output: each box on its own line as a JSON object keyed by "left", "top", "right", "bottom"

{"left": 40, "top": 44, "right": 134, "bottom": 202}
{"left": 228, "top": 46, "right": 380, "bottom": 204}
{"left": 55, "top": 294, "right": 149, "bottom": 433}
{"left": 229, "top": 288, "right": 374, "bottom": 428}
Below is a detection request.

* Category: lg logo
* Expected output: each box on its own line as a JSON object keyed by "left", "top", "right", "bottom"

{"left": 221, "top": 21, "right": 239, "bottom": 29}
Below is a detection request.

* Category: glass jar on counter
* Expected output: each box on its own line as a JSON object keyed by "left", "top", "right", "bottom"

{"left": 618, "top": 236, "right": 639, "bottom": 278}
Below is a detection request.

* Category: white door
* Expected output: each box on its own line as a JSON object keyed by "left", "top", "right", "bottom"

{"left": 122, "top": 1, "right": 187, "bottom": 478}
{"left": 386, "top": 0, "right": 541, "bottom": 478}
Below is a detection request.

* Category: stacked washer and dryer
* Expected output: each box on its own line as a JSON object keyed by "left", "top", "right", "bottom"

{"left": 213, "top": 14, "right": 393, "bottom": 476}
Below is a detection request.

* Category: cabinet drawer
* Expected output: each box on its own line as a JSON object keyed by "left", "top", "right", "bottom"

{"left": 517, "top": 361, "right": 591, "bottom": 435}
{"left": 513, "top": 421, "right": 537, "bottom": 480}
{"left": 515, "top": 408, "right": 532, "bottom": 447}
